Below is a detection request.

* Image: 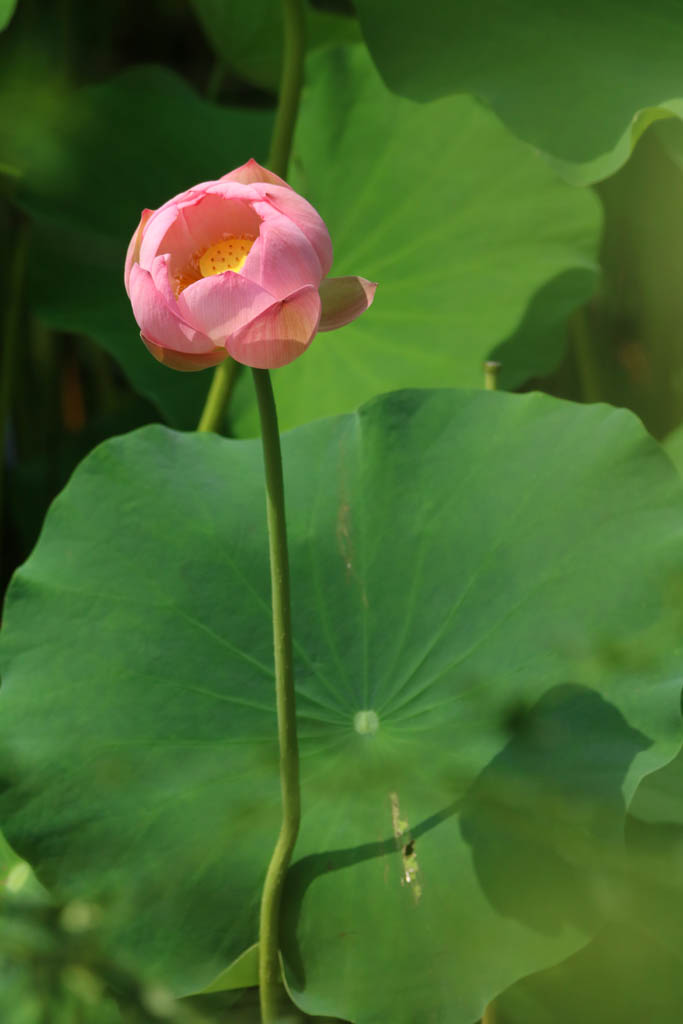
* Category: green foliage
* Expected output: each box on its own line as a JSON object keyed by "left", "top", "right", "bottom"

{"left": 491, "top": 750, "right": 683, "bottom": 1024}
{"left": 491, "top": 269, "right": 598, "bottom": 392}
{"left": 0, "top": 0, "right": 17, "bottom": 31}
{"left": 354, "top": 0, "right": 683, "bottom": 172}
{"left": 664, "top": 421, "right": 683, "bottom": 474}
{"left": 231, "top": 45, "right": 600, "bottom": 435}
{"left": 191, "top": 0, "right": 360, "bottom": 92}
{"left": 590, "top": 127, "right": 683, "bottom": 438}
{"left": 0, "top": 870, "right": 202, "bottom": 1024}
{"left": 0, "top": 62, "right": 272, "bottom": 428}
{"left": 195, "top": 945, "right": 259, "bottom": 994}
{"left": 1, "top": 390, "right": 682, "bottom": 1020}
{"left": 4, "top": 2, "right": 683, "bottom": 1020}
{"left": 492, "top": 922, "right": 683, "bottom": 1024}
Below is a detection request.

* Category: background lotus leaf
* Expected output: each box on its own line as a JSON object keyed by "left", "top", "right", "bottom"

{"left": 229, "top": 45, "right": 600, "bottom": 435}
{"left": 353, "top": 0, "right": 683, "bottom": 175}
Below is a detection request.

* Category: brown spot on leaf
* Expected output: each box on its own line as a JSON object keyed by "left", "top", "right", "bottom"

{"left": 389, "top": 792, "right": 422, "bottom": 903}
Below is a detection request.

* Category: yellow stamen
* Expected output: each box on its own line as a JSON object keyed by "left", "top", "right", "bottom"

{"left": 198, "top": 236, "right": 256, "bottom": 278}
{"left": 174, "top": 268, "right": 201, "bottom": 295}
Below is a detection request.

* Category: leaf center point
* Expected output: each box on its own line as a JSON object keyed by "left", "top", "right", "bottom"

{"left": 353, "top": 709, "right": 379, "bottom": 735}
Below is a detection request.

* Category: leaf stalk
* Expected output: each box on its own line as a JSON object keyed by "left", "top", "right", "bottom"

{"left": 196, "top": 357, "right": 239, "bottom": 434}
{"left": 196, "top": 0, "right": 306, "bottom": 435}
{"left": 0, "top": 216, "right": 30, "bottom": 578}
{"left": 252, "top": 368, "right": 300, "bottom": 1024}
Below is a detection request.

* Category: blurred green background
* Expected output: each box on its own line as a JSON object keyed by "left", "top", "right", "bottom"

{"left": 4, "top": 2, "right": 683, "bottom": 1022}
{"left": 5, "top": 0, "right": 683, "bottom": 602}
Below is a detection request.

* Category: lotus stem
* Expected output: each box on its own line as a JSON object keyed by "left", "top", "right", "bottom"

{"left": 195, "top": 0, "right": 306, "bottom": 433}
{"left": 256, "top": 2, "right": 306, "bottom": 1015}
{"left": 267, "top": 0, "right": 306, "bottom": 180}
{"left": 252, "top": 368, "right": 300, "bottom": 1024}
{"left": 572, "top": 304, "right": 602, "bottom": 403}
{"left": 484, "top": 360, "right": 501, "bottom": 391}
{"left": 196, "top": 357, "right": 239, "bottom": 434}
{"left": 0, "top": 217, "right": 30, "bottom": 577}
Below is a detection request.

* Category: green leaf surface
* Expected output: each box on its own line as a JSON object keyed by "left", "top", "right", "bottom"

{"left": 491, "top": 269, "right": 598, "bottom": 391}
{"left": 492, "top": 921, "right": 683, "bottom": 1024}
{"left": 190, "top": 0, "right": 360, "bottom": 92}
{"left": 664, "top": 422, "right": 683, "bottom": 476}
{"left": 0, "top": 0, "right": 17, "bottom": 31}
{"left": 1, "top": 390, "right": 682, "bottom": 1021}
{"left": 196, "top": 944, "right": 259, "bottom": 994}
{"left": 232, "top": 46, "right": 600, "bottom": 435}
{"left": 546, "top": 104, "right": 683, "bottom": 186}
{"left": 611, "top": 746, "right": 683, "bottom": 971}
{"left": 1, "top": 63, "right": 272, "bottom": 428}
{"left": 181, "top": 987, "right": 262, "bottom": 1023}
{"left": 588, "top": 126, "right": 683, "bottom": 439}
{"left": 655, "top": 115, "right": 683, "bottom": 172}
{"left": 491, "top": 747, "right": 683, "bottom": 1023}
{"left": 353, "top": 0, "right": 683, "bottom": 172}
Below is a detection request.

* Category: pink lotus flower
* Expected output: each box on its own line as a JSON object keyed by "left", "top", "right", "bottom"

{"left": 124, "top": 159, "right": 376, "bottom": 371}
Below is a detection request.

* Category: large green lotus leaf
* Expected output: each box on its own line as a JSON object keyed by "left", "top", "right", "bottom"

{"left": 353, "top": 0, "right": 683, "bottom": 173}
{"left": 491, "top": 921, "right": 683, "bottom": 1024}
{"left": 0, "top": 62, "right": 272, "bottom": 428}
{"left": 664, "top": 422, "right": 683, "bottom": 476}
{"left": 605, "top": 745, "right": 683, "bottom": 967}
{"left": 587, "top": 125, "right": 683, "bottom": 440}
{"left": 654, "top": 115, "right": 683, "bottom": 173}
{"left": 490, "top": 268, "right": 598, "bottom": 391}
{"left": 0, "top": 0, "right": 17, "bottom": 31}
{"left": 491, "top": 753, "right": 683, "bottom": 1023}
{"left": 1, "top": 391, "right": 682, "bottom": 1020}
{"left": 630, "top": 750, "right": 683, "bottom": 825}
{"left": 545, "top": 104, "right": 683, "bottom": 186}
{"left": 2, "top": 62, "right": 272, "bottom": 252}
{"left": 231, "top": 46, "right": 600, "bottom": 435}
{"left": 190, "top": 0, "right": 360, "bottom": 92}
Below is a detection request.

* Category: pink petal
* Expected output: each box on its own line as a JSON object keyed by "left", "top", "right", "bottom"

{"left": 220, "top": 159, "right": 291, "bottom": 189}
{"left": 138, "top": 203, "right": 193, "bottom": 271}
{"left": 135, "top": 185, "right": 218, "bottom": 268}
{"left": 180, "top": 192, "right": 262, "bottom": 249}
{"left": 177, "top": 272, "right": 276, "bottom": 342}
{"left": 227, "top": 284, "right": 321, "bottom": 369}
{"left": 139, "top": 189, "right": 261, "bottom": 272}
{"left": 241, "top": 209, "right": 322, "bottom": 299}
{"left": 202, "top": 181, "right": 264, "bottom": 200}
{"left": 128, "top": 264, "right": 215, "bottom": 356}
{"left": 124, "top": 209, "right": 153, "bottom": 294}
{"left": 150, "top": 253, "right": 180, "bottom": 305}
{"left": 153, "top": 181, "right": 216, "bottom": 214}
{"left": 318, "top": 276, "right": 377, "bottom": 331}
{"left": 252, "top": 184, "right": 333, "bottom": 276}
{"left": 142, "top": 338, "right": 229, "bottom": 372}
